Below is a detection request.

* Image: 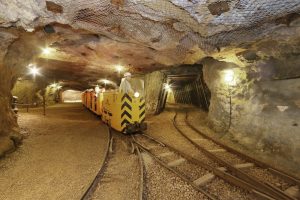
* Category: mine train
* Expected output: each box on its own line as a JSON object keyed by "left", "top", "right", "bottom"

{"left": 82, "top": 89, "right": 147, "bottom": 134}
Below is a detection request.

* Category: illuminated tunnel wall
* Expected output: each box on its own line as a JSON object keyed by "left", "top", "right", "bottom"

{"left": 62, "top": 90, "right": 82, "bottom": 103}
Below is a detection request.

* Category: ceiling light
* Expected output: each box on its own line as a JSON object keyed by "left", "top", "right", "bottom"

{"left": 28, "top": 65, "right": 40, "bottom": 76}
{"left": 103, "top": 79, "right": 109, "bottom": 84}
{"left": 42, "top": 47, "right": 52, "bottom": 55}
{"left": 50, "top": 83, "right": 57, "bottom": 88}
{"left": 116, "top": 65, "right": 123, "bottom": 72}
{"left": 224, "top": 69, "right": 236, "bottom": 86}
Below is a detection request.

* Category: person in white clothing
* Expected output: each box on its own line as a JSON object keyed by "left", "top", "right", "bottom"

{"left": 119, "top": 72, "right": 134, "bottom": 94}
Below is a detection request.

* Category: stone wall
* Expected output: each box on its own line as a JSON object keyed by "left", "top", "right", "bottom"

{"left": 0, "top": 32, "right": 41, "bottom": 157}
{"left": 203, "top": 57, "right": 300, "bottom": 165}
{"left": 144, "top": 71, "right": 165, "bottom": 114}
{"left": 12, "top": 80, "right": 41, "bottom": 104}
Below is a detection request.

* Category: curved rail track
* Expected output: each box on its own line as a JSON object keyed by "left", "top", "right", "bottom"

{"left": 81, "top": 128, "right": 145, "bottom": 200}
{"left": 132, "top": 134, "right": 272, "bottom": 200}
{"left": 81, "top": 127, "right": 112, "bottom": 200}
{"left": 131, "top": 135, "right": 146, "bottom": 200}
{"left": 173, "top": 111, "right": 300, "bottom": 200}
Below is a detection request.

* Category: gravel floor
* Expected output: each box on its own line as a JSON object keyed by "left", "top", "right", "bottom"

{"left": 0, "top": 103, "right": 109, "bottom": 200}
{"left": 144, "top": 108, "right": 258, "bottom": 199}
{"left": 142, "top": 153, "right": 210, "bottom": 200}
{"left": 245, "top": 167, "right": 292, "bottom": 191}
{"left": 204, "top": 179, "right": 255, "bottom": 200}
{"left": 92, "top": 132, "right": 140, "bottom": 200}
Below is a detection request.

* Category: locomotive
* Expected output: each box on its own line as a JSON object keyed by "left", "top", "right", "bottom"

{"left": 81, "top": 79, "right": 147, "bottom": 134}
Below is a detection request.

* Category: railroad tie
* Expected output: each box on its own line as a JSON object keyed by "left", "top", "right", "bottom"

{"left": 234, "top": 163, "right": 254, "bottom": 169}
{"left": 216, "top": 163, "right": 254, "bottom": 172}
{"left": 147, "top": 145, "right": 160, "bottom": 150}
{"left": 284, "top": 186, "right": 300, "bottom": 199}
{"left": 158, "top": 152, "right": 174, "bottom": 157}
{"left": 167, "top": 158, "right": 186, "bottom": 167}
{"left": 217, "top": 167, "right": 227, "bottom": 171}
{"left": 193, "top": 173, "right": 215, "bottom": 187}
{"left": 208, "top": 149, "right": 226, "bottom": 153}
{"left": 192, "top": 138, "right": 207, "bottom": 142}
{"left": 109, "top": 137, "right": 114, "bottom": 153}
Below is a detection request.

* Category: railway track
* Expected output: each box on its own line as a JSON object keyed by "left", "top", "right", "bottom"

{"left": 133, "top": 137, "right": 145, "bottom": 200}
{"left": 81, "top": 127, "right": 112, "bottom": 200}
{"left": 133, "top": 134, "right": 266, "bottom": 200}
{"left": 81, "top": 129, "right": 145, "bottom": 200}
{"left": 173, "top": 111, "right": 300, "bottom": 200}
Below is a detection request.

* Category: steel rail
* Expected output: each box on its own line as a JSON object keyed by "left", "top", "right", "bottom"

{"left": 185, "top": 111, "right": 300, "bottom": 188}
{"left": 81, "top": 127, "right": 111, "bottom": 200}
{"left": 132, "top": 136, "right": 218, "bottom": 200}
{"left": 173, "top": 112, "right": 296, "bottom": 200}
{"left": 131, "top": 135, "right": 145, "bottom": 200}
{"left": 135, "top": 134, "right": 277, "bottom": 200}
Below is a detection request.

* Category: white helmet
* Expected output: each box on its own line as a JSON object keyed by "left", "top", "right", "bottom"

{"left": 124, "top": 72, "right": 132, "bottom": 77}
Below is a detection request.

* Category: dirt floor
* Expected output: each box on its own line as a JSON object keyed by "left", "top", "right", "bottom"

{"left": 1, "top": 103, "right": 298, "bottom": 200}
{"left": 0, "top": 103, "right": 109, "bottom": 200}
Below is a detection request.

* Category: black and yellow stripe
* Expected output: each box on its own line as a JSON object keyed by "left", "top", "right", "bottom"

{"left": 139, "top": 98, "right": 146, "bottom": 123}
{"left": 121, "top": 93, "right": 133, "bottom": 130}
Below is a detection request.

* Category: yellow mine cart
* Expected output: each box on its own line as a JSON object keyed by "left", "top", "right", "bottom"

{"left": 81, "top": 91, "right": 87, "bottom": 106}
{"left": 86, "top": 90, "right": 93, "bottom": 110}
{"left": 95, "top": 93, "right": 103, "bottom": 116}
{"left": 91, "top": 92, "right": 97, "bottom": 112}
{"left": 101, "top": 91, "right": 146, "bottom": 134}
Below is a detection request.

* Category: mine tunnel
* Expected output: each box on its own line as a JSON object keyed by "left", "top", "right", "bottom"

{"left": 0, "top": 1, "right": 300, "bottom": 200}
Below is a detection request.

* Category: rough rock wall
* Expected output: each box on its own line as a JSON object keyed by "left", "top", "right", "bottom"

{"left": 12, "top": 80, "right": 40, "bottom": 104}
{"left": 203, "top": 57, "right": 300, "bottom": 165}
{"left": 44, "top": 86, "right": 60, "bottom": 105}
{"left": 1, "top": 1, "right": 300, "bottom": 71}
{"left": 0, "top": 32, "right": 41, "bottom": 157}
{"left": 144, "top": 71, "right": 165, "bottom": 114}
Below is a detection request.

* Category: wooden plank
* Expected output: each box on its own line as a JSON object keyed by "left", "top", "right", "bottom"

{"left": 193, "top": 173, "right": 215, "bottom": 186}
{"left": 234, "top": 163, "right": 254, "bottom": 169}
{"left": 208, "top": 149, "right": 226, "bottom": 153}
{"left": 167, "top": 158, "right": 186, "bottom": 167}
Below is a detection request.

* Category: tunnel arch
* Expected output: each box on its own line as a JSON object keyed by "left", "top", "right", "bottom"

{"left": 62, "top": 89, "right": 82, "bottom": 103}
{"left": 156, "top": 66, "right": 211, "bottom": 113}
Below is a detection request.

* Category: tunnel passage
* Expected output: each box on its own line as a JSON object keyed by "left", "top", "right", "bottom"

{"left": 62, "top": 90, "right": 82, "bottom": 103}
{"left": 156, "top": 67, "right": 211, "bottom": 114}
{"left": 0, "top": 2, "right": 299, "bottom": 199}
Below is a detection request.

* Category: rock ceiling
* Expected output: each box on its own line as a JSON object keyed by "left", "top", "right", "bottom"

{"left": 0, "top": 0, "right": 300, "bottom": 89}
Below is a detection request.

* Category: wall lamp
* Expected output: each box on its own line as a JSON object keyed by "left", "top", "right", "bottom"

{"left": 164, "top": 83, "right": 172, "bottom": 92}
{"left": 223, "top": 69, "right": 236, "bottom": 86}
